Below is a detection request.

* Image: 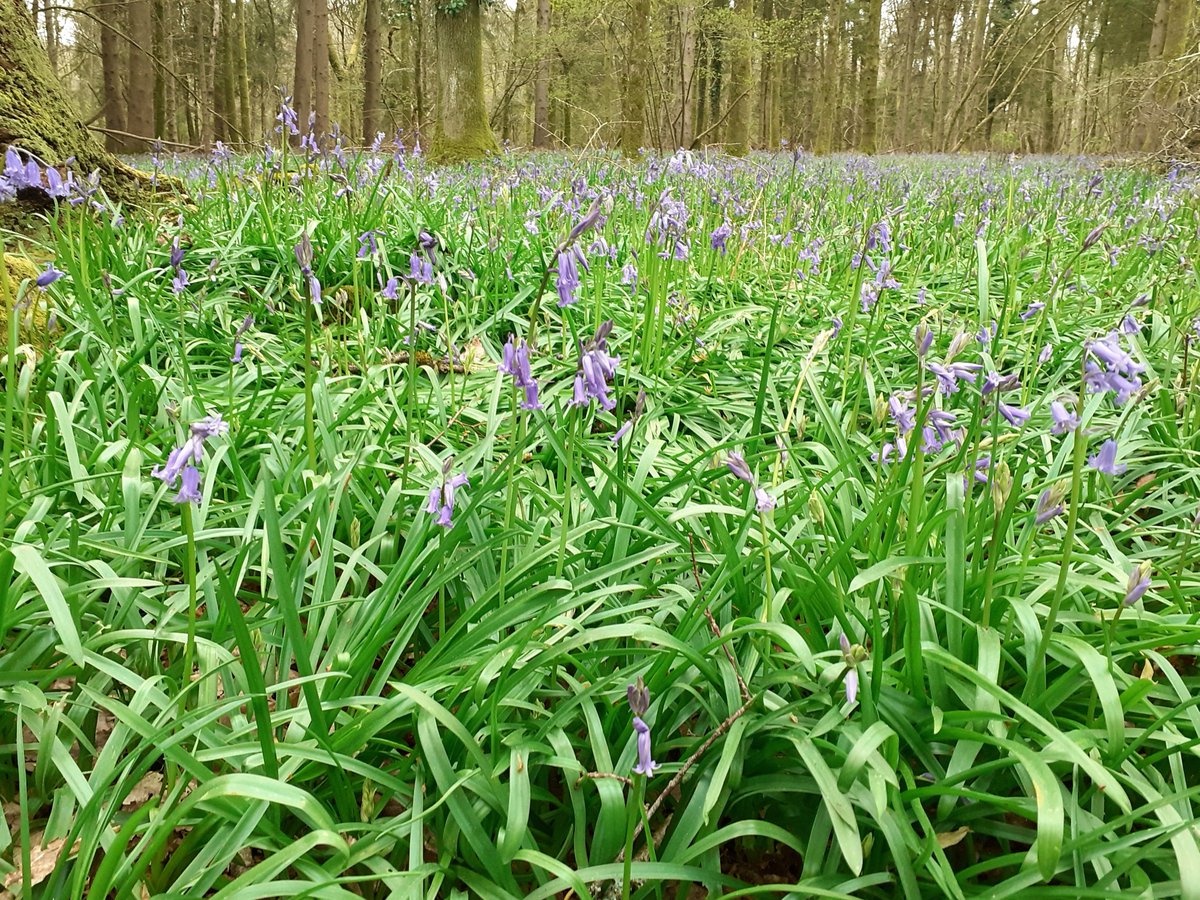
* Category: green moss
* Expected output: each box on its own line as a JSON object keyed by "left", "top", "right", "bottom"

{"left": 1, "top": 254, "right": 50, "bottom": 347}
{"left": 430, "top": 129, "right": 500, "bottom": 164}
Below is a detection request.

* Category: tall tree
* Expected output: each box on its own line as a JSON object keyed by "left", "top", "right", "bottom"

{"left": 433, "top": 0, "right": 499, "bottom": 159}
{"left": 313, "top": 0, "right": 331, "bottom": 136}
{"left": 293, "top": 0, "right": 315, "bottom": 133}
{"left": 621, "top": 0, "right": 650, "bottom": 154}
{"left": 126, "top": 0, "right": 156, "bottom": 145}
{"left": 725, "top": 3, "right": 750, "bottom": 154}
{"left": 363, "top": 0, "right": 383, "bottom": 140}
{"left": 859, "top": 0, "right": 882, "bottom": 152}
{"left": 533, "top": 0, "right": 552, "bottom": 147}
{"left": 100, "top": 0, "right": 127, "bottom": 151}
{"left": 236, "top": 0, "right": 252, "bottom": 142}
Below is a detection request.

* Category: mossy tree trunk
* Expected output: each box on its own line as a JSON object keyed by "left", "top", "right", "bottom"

{"left": 0, "top": 0, "right": 165, "bottom": 210}
{"left": 725, "top": 3, "right": 750, "bottom": 156}
{"left": 363, "top": 0, "right": 383, "bottom": 141}
{"left": 433, "top": 0, "right": 499, "bottom": 161}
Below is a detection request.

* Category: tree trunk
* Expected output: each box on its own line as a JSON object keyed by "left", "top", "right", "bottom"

{"left": 1040, "top": 0, "right": 1058, "bottom": 153}
{"left": 0, "top": 0, "right": 162, "bottom": 214}
{"left": 533, "top": 0, "right": 552, "bottom": 147}
{"left": 679, "top": 0, "right": 696, "bottom": 148}
{"left": 236, "top": 0, "right": 252, "bottom": 143}
{"left": 621, "top": 0, "right": 650, "bottom": 154}
{"left": 363, "top": 0, "right": 383, "bottom": 140}
{"left": 756, "top": 0, "right": 772, "bottom": 147}
{"left": 725, "top": 5, "right": 750, "bottom": 154}
{"left": 126, "top": 0, "right": 155, "bottom": 145}
{"left": 293, "top": 0, "right": 315, "bottom": 132}
{"left": 433, "top": 0, "right": 499, "bottom": 160}
{"left": 152, "top": 0, "right": 167, "bottom": 141}
{"left": 313, "top": 0, "right": 331, "bottom": 137}
{"left": 815, "top": 0, "right": 841, "bottom": 153}
{"left": 860, "top": 0, "right": 882, "bottom": 152}
{"left": 99, "top": 0, "right": 127, "bottom": 151}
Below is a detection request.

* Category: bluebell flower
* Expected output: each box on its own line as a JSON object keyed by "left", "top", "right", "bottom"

{"left": 839, "top": 633, "right": 859, "bottom": 706}
{"left": 1049, "top": 400, "right": 1080, "bottom": 434}
{"left": 1035, "top": 483, "right": 1066, "bottom": 524}
{"left": 1088, "top": 438, "right": 1126, "bottom": 475}
{"left": 152, "top": 414, "right": 228, "bottom": 502}
{"left": 1019, "top": 301, "right": 1045, "bottom": 321}
{"left": 830, "top": 315, "right": 843, "bottom": 338}
{"left": 632, "top": 716, "right": 661, "bottom": 775}
{"left": 710, "top": 220, "right": 732, "bottom": 254}
{"left": 36, "top": 263, "right": 64, "bottom": 288}
{"left": 408, "top": 252, "right": 433, "bottom": 285}
{"left": 174, "top": 466, "right": 203, "bottom": 504}
{"left": 555, "top": 248, "right": 582, "bottom": 307}
{"left": 927, "top": 360, "right": 981, "bottom": 395}
{"left": 1123, "top": 562, "right": 1151, "bottom": 606}
{"left": 997, "top": 401, "right": 1029, "bottom": 427}
{"left": 382, "top": 276, "right": 400, "bottom": 300}
{"left": 914, "top": 324, "right": 933, "bottom": 357}
{"left": 426, "top": 469, "right": 469, "bottom": 527}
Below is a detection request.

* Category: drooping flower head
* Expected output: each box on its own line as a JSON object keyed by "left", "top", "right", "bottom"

{"left": 1123, "top": 561, "right": 1151, "bottom": 606}
{"left": 1087, "top": 438, "right": 1126, "bottom": 476}
{"left": 426, "top": 459, "right": 469, "bottom": 528}
{"left": 151, "top": 413, "right": 228, "bottom": 504}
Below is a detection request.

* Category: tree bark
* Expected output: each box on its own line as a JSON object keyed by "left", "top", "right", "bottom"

{"left": 363, "top": 0, "right": 383, "bottom": 140}
{"left": 99, "top": 0, "right": 128, "bottom": 151}
{"left": 433, "top": 0, "right": 499, "bottom": 159}
{"left": 679, "top": 0, "right": 697, "bottom": 148}
{"left": 124, "top": 0, "right": 153, "bottom": 146}
{"left": 860, "top": 0, "right": 882, "bottom": 152}
{"left": 815, "top": 0, "right": 841, "bottom": 153}
{"left": 621, "top": 0, "right": 650, "bottom": 154}
{"left": 236, "top": 0, "right": 252, "bottom": 143}
{"left": 293, "top": 0, "right": 315, "bottom": 133}
{"left": 533, "top": 0, "right": 551, "bottom": 147}
{"left": 725, "top": 3, "right": 750, "bottom": 154}
{"left": 1, "top": 0, "right": 163, "bottom": 212}
{"left": 313, "top": 0, "right": 331, "bottom": 136}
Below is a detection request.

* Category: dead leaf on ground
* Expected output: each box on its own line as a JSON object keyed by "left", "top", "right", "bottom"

{"left": 936, "top": 826, "right": 971, "bottom": 849}
{"left": 122, "top": 772, "right": 163, "bottom": 810}
{"left": 2, "top": 835, "right": 78, "bottom": 890}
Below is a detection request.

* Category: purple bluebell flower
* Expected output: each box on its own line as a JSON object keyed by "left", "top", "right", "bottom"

{"left": 927, "top": 360, "right": 982, "bottom": 395}
{"left": 555, "top": 248, "right": 581, "bottom": 307}
{"left": 357, "top": 230, "right": 380, "bottom": 259}
{"left": 1038, "top": 343, "right": 1053, "bottom": 364}
{"left": 174, "top": 466, "right": 203, "bottom": 504}
{"left": 152, "top": 414, "right": 228, "bottom": 499}
{"left": 1049, "top": 400, "right": 1080, "bottom": 435}
{"left": 426, "top": 468, "right": 469, "bottom": 527}
{"left": 997, "top": 401, "right": 1030, "bottom": 427}
{"left": 231, "top": 314, "right": 253, "bottom": 364}
{"left": 408, "top": 252, "right": 433, "bottom": 285}
{"left": 710, "top": 220, "right": 732, "bottom": 255}
{"left": 1035, "top": 484, "right": 1066, "bottom": 524}
{"left": 830, "top": 315, "right": 843, "bottom": 338}
{"left": 1019, "top": 301, "right": 1045, "bottom": 321}
{"left": 726, "top": 452, "right": 754, "bottom": 484}
{"left": 564, "top": 195, "right": 604, "bottom": 248}
{"left": 977, "top": 321, "right": 996, "bottom": 346}
{"left": 914, "top": 324, "right": 933, "bottom": 358}
{"left": 172, "top": 268, "right": 190, "bottom": 294}
{"left": 1088, "top": 438, "right": 1126, "bottom": 476}
{"left": 632, "top": 716, "right": 660, "bottom": 775}
{"left": 1123, "top": 562, "right": 1151, "bottom": 606}
{"left": 754, "top": 487, "right": 775, "bottom": 513}
{"left": 574, "top": 322, "right": 619, "bottom": 410}
{"left": 36, "top": 263, "right": 64, "bottom": 288}
{"left": 621, "top": 260, "right": 638, "bottom": 292}
{"left": 1120, "top": 314, "right": 1140, "bottom": 335}
{"left": 1083, "top": 224, "right": 1107, "bottom": 250}
{"left": 888, "top": 396, "right": 916, "bottom": 435}
{"left": 612, "top": 420, "right": 632, "bottom": 445}
{"left": 170, "top": 237, "right": 185, "bottom": 271}
{"left": 382, "top": 276, "right": 400, "bottom": 300}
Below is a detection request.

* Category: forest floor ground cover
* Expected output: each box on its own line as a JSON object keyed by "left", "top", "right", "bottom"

{"left": 3, "top": 146, "right": 1200, "bottom": 898}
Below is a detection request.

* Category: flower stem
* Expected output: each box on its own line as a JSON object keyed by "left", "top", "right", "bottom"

{"left": 303, "top": 298, "right": 316, "bottom": 469}
{"left": 180, "top": 502, "right": 198, "bottom": 708}
{"left": 622, "top": 774, "right": 644, "bottom": 900}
